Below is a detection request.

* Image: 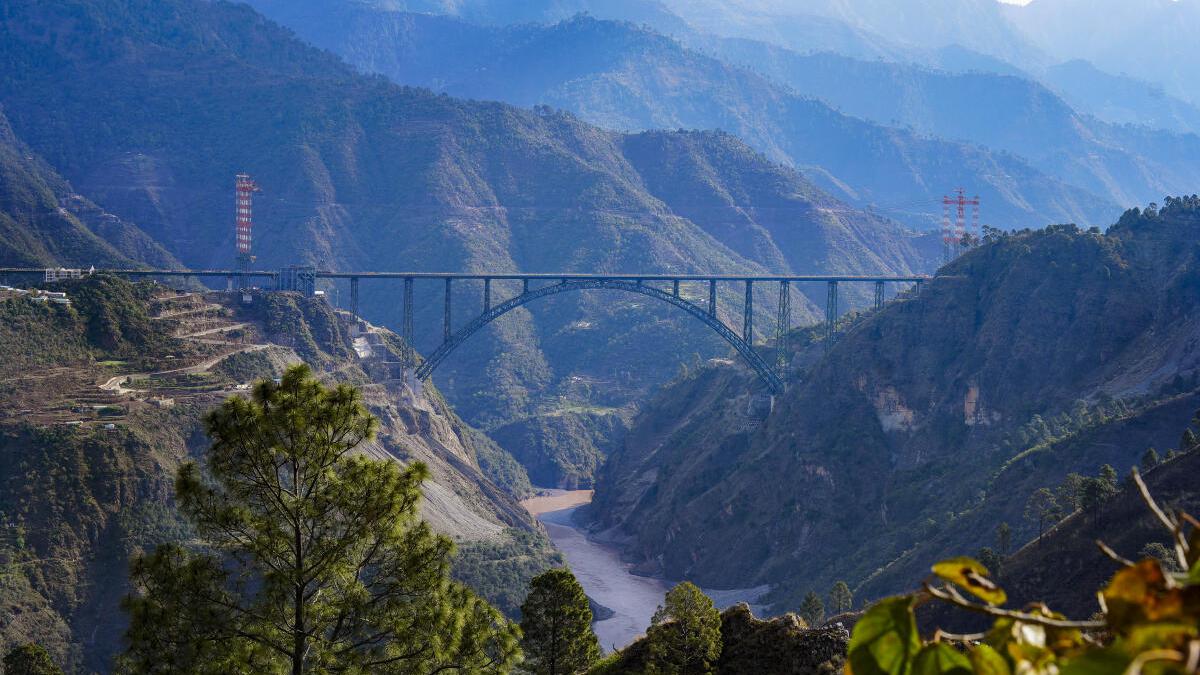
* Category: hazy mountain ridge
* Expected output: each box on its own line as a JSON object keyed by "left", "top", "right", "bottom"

{"left": 591, "top": 199, "right": 1200, "bottom": 611}
{"left": 1006, "top": 0, "right": 1200, "bottom": 106}
{"left": 248, "top": 6, "right": 1120, "bottom": 231}
{"left": 702, "top": 46, "right": 1200, "bottom": 210}
{"left": 0, "top": 0, "right": 934, "bottom": 489}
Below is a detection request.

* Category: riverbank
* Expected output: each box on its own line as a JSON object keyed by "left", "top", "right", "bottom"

{"left": 522, "top": 490, "right": 769, "bottom": 651}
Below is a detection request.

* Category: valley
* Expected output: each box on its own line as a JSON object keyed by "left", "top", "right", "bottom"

{"left": 2, "top": 0, "right": 1199, "bottom": 672}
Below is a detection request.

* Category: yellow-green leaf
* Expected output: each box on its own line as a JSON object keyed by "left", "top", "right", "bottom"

{"left": 968, "top": 644, "right": 1010, "bottom": 675}
{"left": 1125, "top": 623, "right": 1198, "bottom": 652}
{"left": 848, "top": 596, "right": 923, "bottom": 675}
{"left": 1058, "top": 646, "right": 1131, "bottom": 675}
{"left": 912, "top": 643, "right": 972, "bottom": 675}
{"left": 1102, "top": 559, "right": 1183, "bottom": 631}
{"left": 932, "top": 557, "right": 1008, "bottom": 605}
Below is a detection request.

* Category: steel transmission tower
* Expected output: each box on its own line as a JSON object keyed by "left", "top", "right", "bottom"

{"left": 235, "top": 174, "right": 261, "bottom": 287}
{"left": 941, "top": 189, "right": 980, "bottom": 264}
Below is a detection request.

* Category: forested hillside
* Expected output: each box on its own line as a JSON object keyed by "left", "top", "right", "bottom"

{"left": 0, "top": 110, "right": 178, "bottom": 268}
{"left": 0, "top": 276, "right": 557, "bottom": 670}
{"left": 591, "top": 197, "right": 1200, "bottom": 612}
{"left": 0, "top": 0, "right": 934, "bottom": 487}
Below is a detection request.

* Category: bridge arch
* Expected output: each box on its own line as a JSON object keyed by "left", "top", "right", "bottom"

{"left": 413, "top": 278, "right": 784, "bottom": 392}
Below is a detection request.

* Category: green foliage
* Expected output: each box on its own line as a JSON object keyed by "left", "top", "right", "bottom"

{"left": 828, "top": 581, "right": 854, "bottom": 616}
{"left": 1023, "top": 488, "right": 1061, "bottom": 543}
{"left": 3, "top": 643, "right": 64, "bottom": 675}
{"left": 453, "top": 528, "right": 562, "bottom": 618}
{"left": 645, "top": 582, "right": 722, "bottom": 674}
{"left": 1182, "top": 429, "right": 1198, "bottom": 454}
{"left": 519, "top": 568, "right": 601, "bottom": 675}
{"left": 847, "top": 470, "right": 1200, "bottom": 675}
{"left": 1141, "top": 447, "right": 1160, "bottom": 471}
{"left": 847, "top": 596, "right": 921, "bottom": 675}
{"left": 799, "top": 592, "right": 826, "bottom": 627}
{"left": 120, "top": 365, "right": 520, "bottom": 673}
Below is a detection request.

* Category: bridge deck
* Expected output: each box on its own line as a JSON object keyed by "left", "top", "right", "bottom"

{"left": 0, "top": 268, "right": 928, "bottom": 283}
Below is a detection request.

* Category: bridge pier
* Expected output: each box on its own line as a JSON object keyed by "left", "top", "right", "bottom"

{"left": 672, "top": 279, "right": 680, "bottom": 298}
{"left": 444, "top": 278, "right": 453, "bottom": 341}
{"left": 826, "top": 280, "right": 839, "bottom": 348}
{"left": 708, "top": 280, "right": 717, "bottom": 318}
{"left": 350, "top": 276, "right": 360, "bottom": 318}
{"left": 874, "top": 280, "right": 884, "bottom": 311}
{"left": 776, "top": 281, "right": 790, "bottom": 376}
{"left": 743, "top": 280, "right": 754, "bottom": 344}
{"left": 483, "top": 278, "right": 492, "bottom": 313}
{"left": 522, "top": 278, "right": 530, "bottom": 295}
{"left": 403, "top": 277, "right": 414, "bottom": 379}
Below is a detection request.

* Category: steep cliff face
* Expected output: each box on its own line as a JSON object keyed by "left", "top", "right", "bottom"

{"left": 0, "top": 277, "right": 555, "bottom": 671}
{"left": 591, "top": 199, "right": 1200, "bottom": 611}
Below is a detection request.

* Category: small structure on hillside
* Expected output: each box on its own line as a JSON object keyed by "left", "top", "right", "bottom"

{"left": 44, "top": 267, "right": 87, "bottom": 283}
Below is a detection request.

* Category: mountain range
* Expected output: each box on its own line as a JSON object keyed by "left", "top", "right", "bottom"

{"left": 246, "top": 3, "right": 1131, "bottom": 231}
{"left": 0, "top": 0, "right": 939, "bottom": 488}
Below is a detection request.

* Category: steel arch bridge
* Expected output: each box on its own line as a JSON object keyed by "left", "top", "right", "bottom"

{"left": 414, "top": 277, "right": 784, "bottom": 391}
{"left": 0, "top": 267, "right": 928, "bottom": 394}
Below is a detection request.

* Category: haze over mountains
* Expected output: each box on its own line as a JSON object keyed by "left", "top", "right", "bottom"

{"left": 249, "top": 0, "right": 1200, "bottom": 238}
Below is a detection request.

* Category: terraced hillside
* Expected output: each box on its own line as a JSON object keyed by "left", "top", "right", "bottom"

{"left": 0, "top": 275, "right": 556, "bottom": 671}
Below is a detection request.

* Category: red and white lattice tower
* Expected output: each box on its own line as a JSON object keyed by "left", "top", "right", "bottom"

{"left": 941, "top": 189, "right": 981, "bottom": 263}
{"left": 235, "top": 173, "right": 261, "bottom": 266}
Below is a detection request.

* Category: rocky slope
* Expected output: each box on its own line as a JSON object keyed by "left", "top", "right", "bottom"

{"left": 0, "top": 275, "right": 557, "bottom": 671}
{"left": 590, "top": 197, "right": 1200, "bottom": 613}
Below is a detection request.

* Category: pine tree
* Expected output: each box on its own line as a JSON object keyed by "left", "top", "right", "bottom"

{"left": 996, "top": 522, "right": 1012, "bottom": 557}
{"left": 1024, "top": 488, "right": 1060, "bottom": 543}
{"left": 799, "top": 591, "right": 825, "bottom": 627}
{"left": 120, "top": 365, "right": 519, "bottom": 674}
{"left": 646, "top": 582, "right": 722, "bottom": 674}
{"left": 1141, "top": 447, "right": 1160, "bottom": 471}
{"left": 1057, "top": 473, "right": 1085, "bottom": 512}
{"left": 519, "top": 568, "right": 601, "bottom": 675}
{"left": 3, "top": 644, "right": 63, "bottom": 675}
{"left": 1181, "top": 429, "right": 1198, "bottom": 453}
{"left": 827, "top": 581, "right": 854, "bottom": 616}
{"left": 1100, "top": 463, "right": 1119, "bottom": 488}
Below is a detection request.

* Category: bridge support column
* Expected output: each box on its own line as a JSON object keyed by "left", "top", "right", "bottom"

{"left": 483, "top": 278, "right": 491, "bottom": 313}
{"left": 743, "top": 280, "right": 754, "bottom": 345}
{"left": 522, "top": 278, "right": 530, "bottom": 295}
{"left": 776, "top": 281, "right": 790, "bottom": 376}
{"left": 874, "top": 280, "right": 884, "bottom": 311}
{"left": 350, "top": 277, "right": 360, "bottom": 319}
{"left": 403, "top": 277, "right": 414, "bottom": 380}
{"left": 443, "top": 278, "right": 453, "bottom": 341}
{"left": 826, "top": 281, "right": 839, "bottom": 348}
{"left": 672, "top": 279, "right": 680, "bottom": 298}
{"left": 708, "top": 280, "right": 717, "bottom": 318}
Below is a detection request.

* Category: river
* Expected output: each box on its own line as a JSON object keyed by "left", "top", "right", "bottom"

{"left": 523, "top": 490, "right": 768, "bottom": 651}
